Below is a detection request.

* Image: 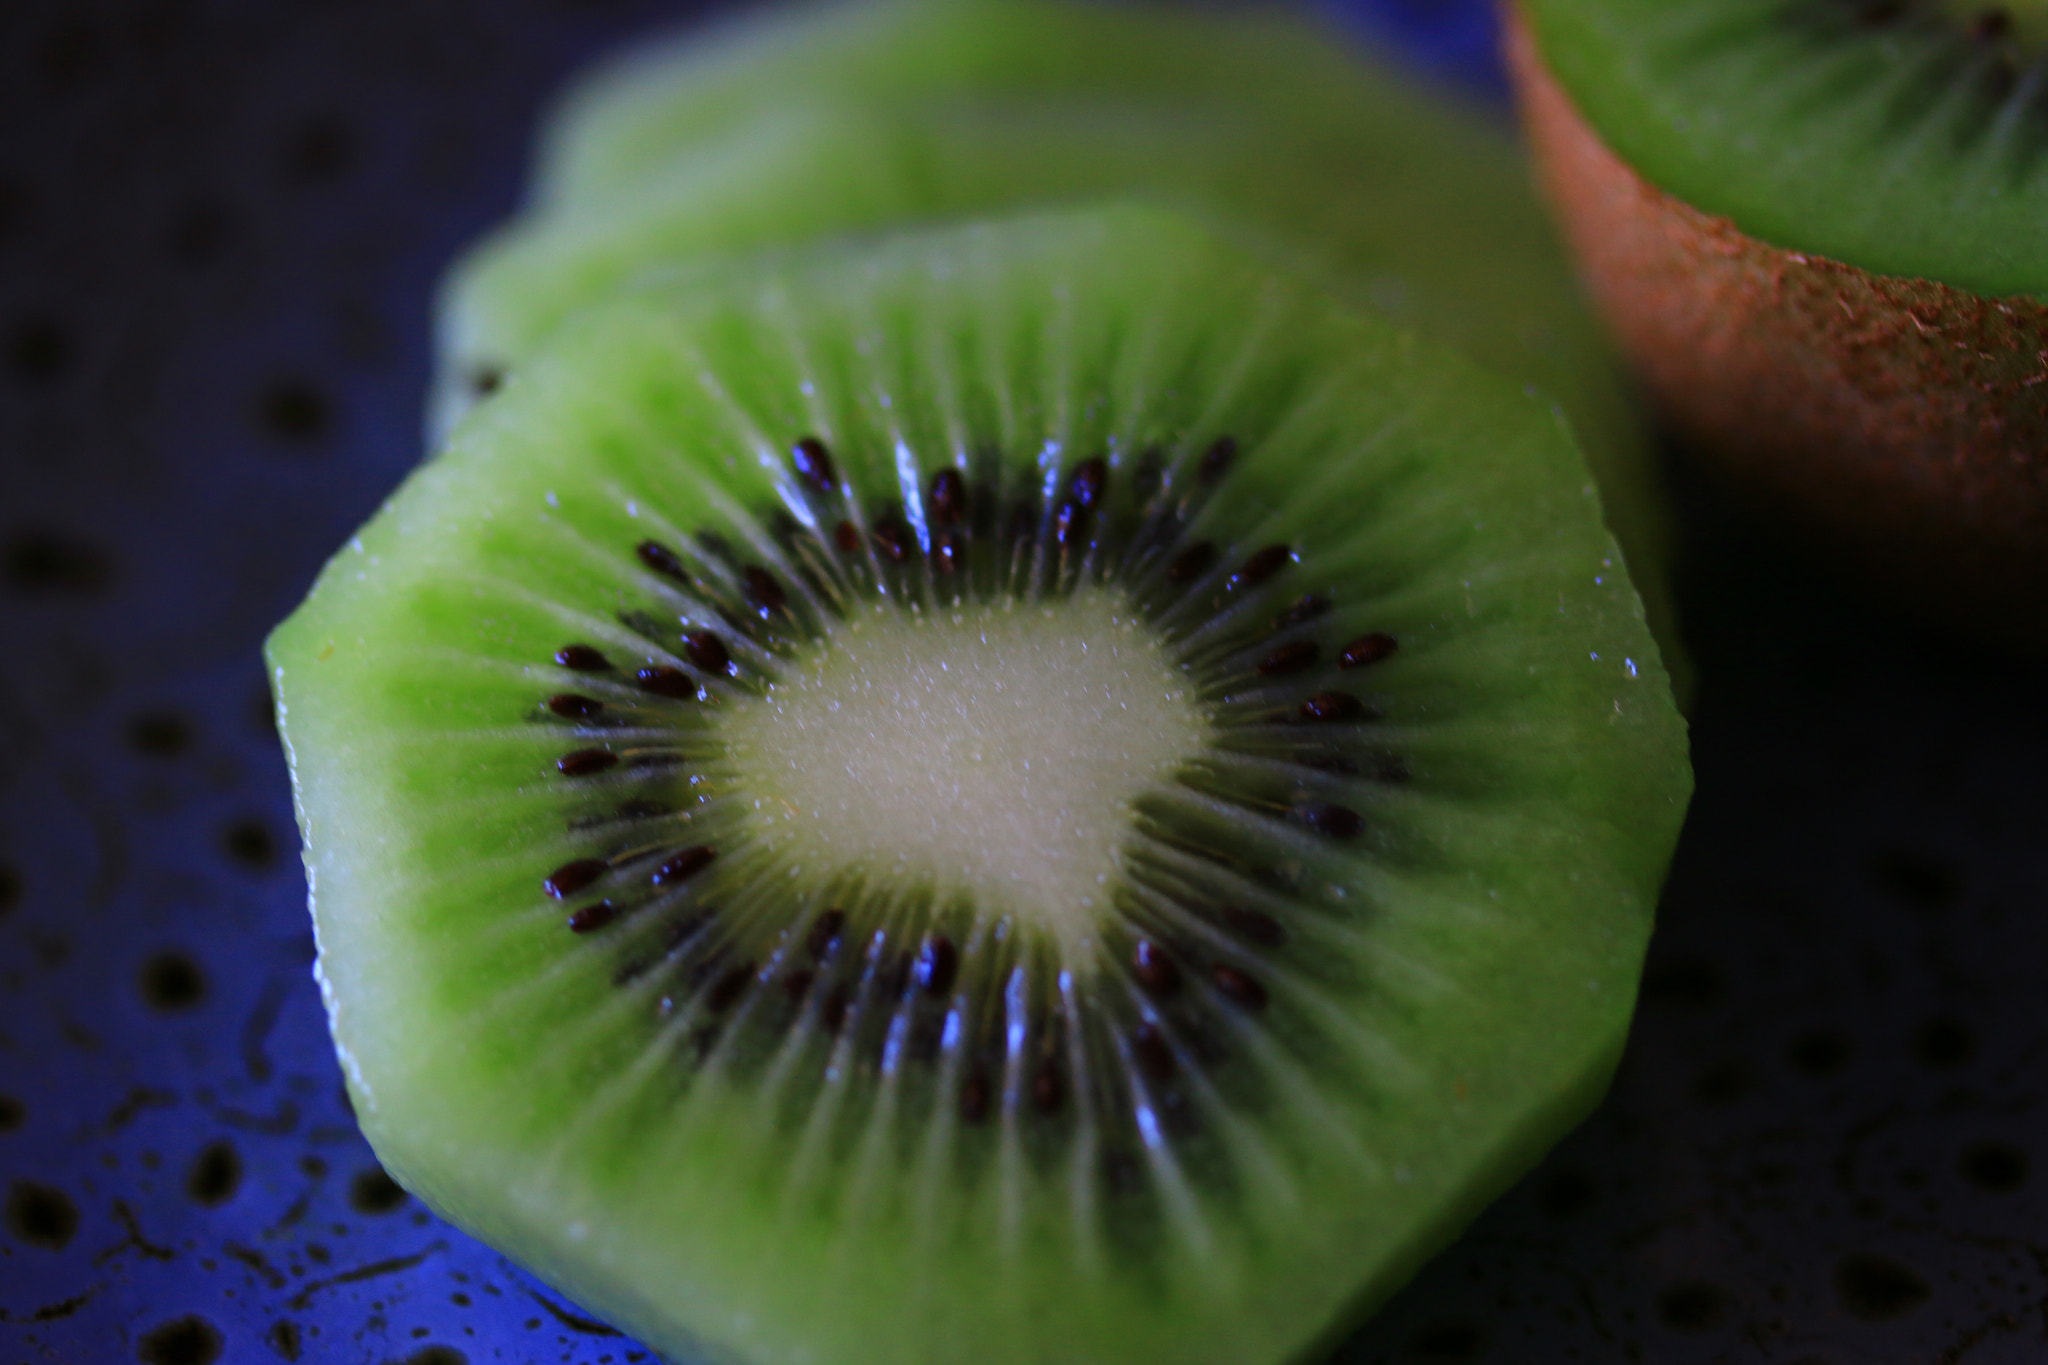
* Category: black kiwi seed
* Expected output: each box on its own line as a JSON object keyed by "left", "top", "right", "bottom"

{"left": 683, "top": 630, "right": 731, "bottom": 675}
{"left": 1052, "top": 499, "right": 1085, "bottom": 546}
{"left": 833, "top": 521, "right": 862, "bottom": 553}
{"left": 1299, "top": 691, "right": 1368, "bottom": 722}
{"left": 743, "top": 567, "right": 786, "bottom": 616}
{"left": 1276, "top": 594, "right": 1331, "bottom": 628}
{"left": 1210, "top": 964, "right": 1268, "bottom": 1010}
{"left": 569, "top": 901, "right": 621, "bottom": 934}
{"left": 931, "top": 527, "right": 965, "bottom": 575}
{"left": 544, "top": 859, "right": 607, "bottom": 898}
{"left": 914, "top": 936, "right": 958, "bottom": 996}
{"left": 871, "top": 516, "right": 914, "bottom": 563}
{"left": 1132, "top": 941, "right": 1181, "bottom": 997}
{"left": 547, "top": 693, "right": 604, "bottom": 719}
{"left": 808, "top": 909, "right": 846, "bottom": 961}
{"left": 1339, "top": 633, "right": 1397, "bottom": 669}
{"left": 707, "top": 964, "right": 754, "bottom": 1014}
{"left": 557, "top": 749, "right": 618, "bottom": 776}
{"left": 1294, "top": 803, "right": 1364, "bottom": 840}
{"left": 820, "top": 985, "right": 852, "bottom": 1035}
{"left": 1256, "top": 640, "right": 1319, "bottom": 676}
{"left": 929, "top": 468, "right": 967, "bottom": 523}
{"left": 651, "top": 846, "right": 715, "bottom": 887}
{"left": 1970, "top": 7, "right": 2012, "bottom": 41}
{"left": 636, "top": 540, "right": 692, "bottom": 586}
{"left": 1229, "top": 544, "right": 1293, "bottom": 590}
{"left": 1067, "top": 456, "right": 1108, "bottom": 509}
{"left": 791, "top": 436, "right": 837, "bottom": 493}
{"left": 554, "top": 644, "right": 610, "bottom": 671}
{"left": 1131, "top": 1025, "right": 1176, "bottom": 1082}
{"left": 1198, "top": 435, "right": 1237, "bottom": 483}
{"left": 1167, "top": 542, "right": 1217, "bottom": 583}
{"left": 635, "top": 666, "right": 696, "bottom": 699}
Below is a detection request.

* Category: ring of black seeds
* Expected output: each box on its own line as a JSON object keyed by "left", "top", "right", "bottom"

{"left": 530, "top": 435, "right": 1405, "bottom": 1198}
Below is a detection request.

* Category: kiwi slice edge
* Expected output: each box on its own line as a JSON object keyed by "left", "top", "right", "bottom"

{"left": 274, "top": 205, "right": 1691, "bottom": 1365}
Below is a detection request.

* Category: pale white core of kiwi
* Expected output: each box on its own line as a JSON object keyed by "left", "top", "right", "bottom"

{"left": 724, "top": 589, "right": 1210, "bottom": 956}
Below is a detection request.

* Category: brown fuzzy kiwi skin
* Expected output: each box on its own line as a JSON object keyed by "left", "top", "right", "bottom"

{"left": 1505, "top": 5, "right": 2048, "bottom": 655}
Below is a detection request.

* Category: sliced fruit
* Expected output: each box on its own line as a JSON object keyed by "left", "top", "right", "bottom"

{"left": 273, "top": 205, "right": 1691, "bottom": 1365}
{"left": 433, "top": 83, "right": 1683, "bottom": 683}
{"left": 529, "top": 0, "right": 1506, "bottom": 215}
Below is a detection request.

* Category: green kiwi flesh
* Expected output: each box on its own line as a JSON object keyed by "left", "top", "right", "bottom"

{"left": 1520, "top": 0, "right": 2048, "bottom": 297}
{"left": 430, "top": 6, "right": 1686, "bottom": 686}
{"left": 528, "top": 0, "right": 1507, "bottom": 214}
{"left": 272, "top": 205, "right": 1691, "bottom": 1365}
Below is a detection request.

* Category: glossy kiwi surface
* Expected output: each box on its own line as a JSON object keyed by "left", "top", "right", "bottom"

{"left": 272, "top": 206, "right": 1691, "bottom": 1365}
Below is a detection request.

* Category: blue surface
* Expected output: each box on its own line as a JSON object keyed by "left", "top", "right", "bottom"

{"left": 3, "top": 2, "right": 2046, "bottom": 1363}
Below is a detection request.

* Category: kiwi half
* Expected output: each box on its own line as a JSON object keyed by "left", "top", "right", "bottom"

{"left": 272, "top": 206, "right": 1689, "bottom": 1364}
{"left": 1509, "top": 0, "right": 2048, "bottom": 650}
{"left": 428, "top": 0, "right": 1688, "bottom": 692}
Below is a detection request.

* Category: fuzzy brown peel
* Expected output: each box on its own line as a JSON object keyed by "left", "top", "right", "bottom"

{"left": 1507, "top": 6, "right": 2048, "bottom": 651}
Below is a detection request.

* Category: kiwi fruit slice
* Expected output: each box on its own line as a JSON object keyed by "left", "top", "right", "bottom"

{"left": 428, "top": 5, "right": 1686, "bottom": 687}
{"left": 526, "top": 0, "right": 1507, "bottom": 215}
{"left": 434, "top": 97, "right": 1632, "bottom": 484}
{"left": 271, "top": 205, "right": 1690, "bottom": 1364}
{"left": 1509, "top": 0, "right": 2048, "bottom": 650}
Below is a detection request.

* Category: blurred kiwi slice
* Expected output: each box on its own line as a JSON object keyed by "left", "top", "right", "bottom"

{"left": 431, "top": 1, "right": 1686, "bottom": 683}
{"left": 435, "top": 98, "right": 1633, "bottom": 487}
{"left": 528, "top": 0, "right": 1524, "bottom": 215}
{"left": 272, "top": 205, "right": 1691, "bottom": 1365}
{"left": 1511, "top": 0, "right": 2048, "bottom": 649}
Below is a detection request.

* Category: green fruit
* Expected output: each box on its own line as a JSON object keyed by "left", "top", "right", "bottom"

{"left": 272, "top": 205, "right": 1691, "bottom": 1365}
{"left": 528, "top": 0, "right": 1490, "bottom": 214}
{"left": 435, "top": 99, "right": 1626, "bottom": 484}
{"left": 1511, "top": 0, "right": 2048, "bottom": 652}
{"left": 430, "top": 5, "right": 1685, "bottom": 683}
{"left": 1521, "top": 0, "right": 2048, "bottom": 296}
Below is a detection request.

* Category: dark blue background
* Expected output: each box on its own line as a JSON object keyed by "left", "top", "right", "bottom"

{"left": 2, "top": 2, "right": 2044, "bottom": 1362}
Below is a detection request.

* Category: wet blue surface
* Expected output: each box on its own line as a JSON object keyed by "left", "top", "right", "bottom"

{"left": 2, "top": 2, "right": 2045, "bottom": 1362}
